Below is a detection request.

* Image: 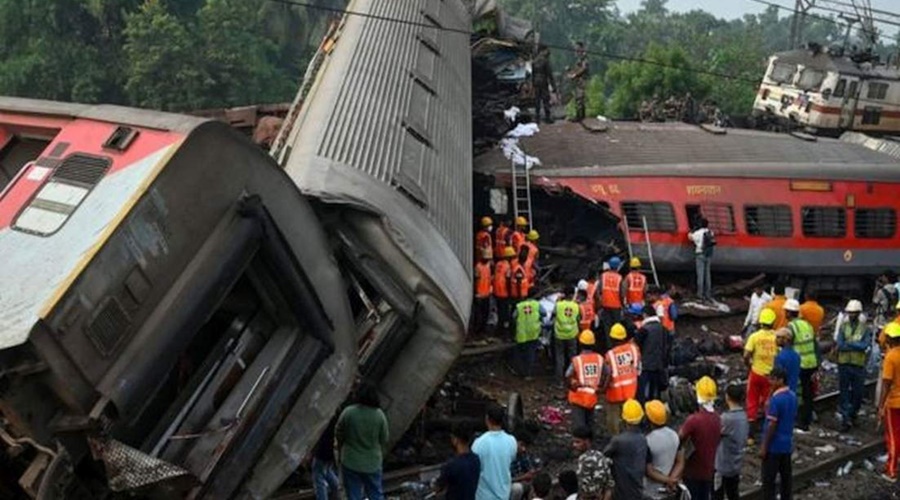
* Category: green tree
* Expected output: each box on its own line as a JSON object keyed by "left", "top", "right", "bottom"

{"left": 123, "top": 0, "right": 207, "bottom": 110}
{"left": 603, "top": 44, "right": 710, "bottom": 118}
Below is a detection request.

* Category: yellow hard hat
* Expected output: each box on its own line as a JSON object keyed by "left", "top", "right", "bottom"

{"left": 609, "top": 323, "right": 627, "bottom": 340}
{"left": 527, "top": 229, "right": 540, "bottom": 241}
{"left": 481, "top": 216, "right": 493, "bottom": 228}
{"left": 578, "top": 329, "right": 595, "bottom": 345}
{"left": 630, "top": 257, "right": 641, "bottom": 269}
{"left": 885, "top": 322, "right": 900, "bottom": 339}
{"left": 622, "top": 399, "right": 644, "bottom": 425}
{"left": 696, "top": 376, "right": 717, "bottom": 403}
{"left": 645, "top": 400, "right": 667, "bottom": 426}
{"left": 503, "top": 246, "right": 516, "bottom": 258}
{"left": 515, "top": 216, "right": 528, "bottom": 227}
{"left": 896, "top": 301, "right": 900, "bottom": 310}
{"left": 759, "top": 308, "right": 777, "bottom": 326}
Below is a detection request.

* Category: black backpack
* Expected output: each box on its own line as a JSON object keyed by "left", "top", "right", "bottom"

{"left": 701, "top": 229, "right": 716, "bottom": 257}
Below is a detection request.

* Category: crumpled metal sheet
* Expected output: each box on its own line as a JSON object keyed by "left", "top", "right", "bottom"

{"left": 91, "top": 438, "right": 191, "bottom": 492}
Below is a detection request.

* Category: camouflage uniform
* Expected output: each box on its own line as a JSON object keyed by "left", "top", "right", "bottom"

{"left": 532, "top": 48, "right": 556, "bottom": 123}
{"left": 569, "top": 53, "right": 589, "bottom": 121}
{"left": 577, "top": 449, "right": 615, "bottom": 498}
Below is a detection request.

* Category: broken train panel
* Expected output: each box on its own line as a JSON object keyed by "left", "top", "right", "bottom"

{"left": 267, "top": 0, "right": 473, "bottom": 487}
{"left": 0, "top": 97, "right": 358, "bottom": 498}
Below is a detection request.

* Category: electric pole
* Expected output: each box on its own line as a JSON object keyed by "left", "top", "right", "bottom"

{"left": 790, "top": 0, "right": 817, "bottom": 49}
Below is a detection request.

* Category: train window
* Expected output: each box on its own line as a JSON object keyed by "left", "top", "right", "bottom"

{"left": 770, "top": 62, "right": 796, "bottom": 84}
{"left": 686, "top": 203, "right": 735, "bottom": 234}
{"left": 745, "top": 205, "right": 793, "bottom": 237}
{"left": 797, "top": 69, "right": 825, "bottom": 90}
{"left": 801, "top": 206, "right": 845, "bottom": 238}
{"left": 832, "top": 79, "right": 847, "bottom": 98}
{"left": 620, "top": 202, "right": 677, "bottom": 233}
{"left": 862, "top": 106, "right": 882, "bottom": 125}
{"left": 867, "top": 82, "right": 889, "bottom": 100}
{"left": 848, "top": 80, "right": 859, "bottom": 99}
{"left": 855, "top": 208, "right": 896, "bottom": 239}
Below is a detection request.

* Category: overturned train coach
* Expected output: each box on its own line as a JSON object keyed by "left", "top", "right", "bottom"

{"left": 0, "top": 0, "right": 472, "bottom": 498}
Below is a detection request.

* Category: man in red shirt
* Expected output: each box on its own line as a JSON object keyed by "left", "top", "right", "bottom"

{"left": 675, "top": 376, "right": 721, "bottom": 500}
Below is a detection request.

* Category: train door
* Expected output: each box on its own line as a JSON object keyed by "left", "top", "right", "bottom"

{"left": 839, "top": 77, "right": 860, "bottom": 129}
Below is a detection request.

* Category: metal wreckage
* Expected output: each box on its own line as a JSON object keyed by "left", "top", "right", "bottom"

{"left": 0, "top": 0, "right": 499, "bottom": 497}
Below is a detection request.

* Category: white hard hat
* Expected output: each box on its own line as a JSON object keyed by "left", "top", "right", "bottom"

{"left": 577, "top": 279, "right": 589, "bottom": 291}
{"left": 845, "top": 299, "right": 863, "bottom": 313}
{"left": 784, "top": 299, "right": 800, "bottom": 312}
{"left": 602, "top": 262, "right": 610, "bottom": 271}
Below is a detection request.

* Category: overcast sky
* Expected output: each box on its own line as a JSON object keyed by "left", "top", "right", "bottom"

{"left": 615, "top": 0, "right": 899, "bottom": 38}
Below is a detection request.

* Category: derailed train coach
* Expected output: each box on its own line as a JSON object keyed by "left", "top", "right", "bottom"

{"left": 0, "top": 0, "right": 472, "bottom": 497}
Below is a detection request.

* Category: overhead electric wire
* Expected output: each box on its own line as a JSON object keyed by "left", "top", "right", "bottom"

{"left": 266, "top": 0, "right": 762, "bottom": 84}
{"left": 819, "top": 0, "right": 900, "bottom": 20}
{"left": 806, "top": 1, "right": 900, "bottom": 29}
{"left": 748, "top": 0, "right": 880, "bottom": 37}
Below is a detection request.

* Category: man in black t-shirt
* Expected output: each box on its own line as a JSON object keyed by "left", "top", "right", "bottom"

{"left": 434, "top": 424, "right": 481, "bottom": 500}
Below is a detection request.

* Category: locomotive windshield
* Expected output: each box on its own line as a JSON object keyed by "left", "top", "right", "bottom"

{"left": 769, "top": 62, "right": 797, "bottom": 84}
{"left": 797, "top": 69, "right": 825, "bottom": 90}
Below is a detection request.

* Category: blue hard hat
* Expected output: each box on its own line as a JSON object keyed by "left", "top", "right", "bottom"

{"left": 608, "top": 256, "right": 622, "bottom": 268}
{"left": 628, "top": 303, "right": 644, "bottom": 315}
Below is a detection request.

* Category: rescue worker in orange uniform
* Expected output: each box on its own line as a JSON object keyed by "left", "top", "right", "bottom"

{"left": 650, "top": 285, "right": 678, "bottom": 336}
{"left": 764, "top": 285, "right": 789, "bottom": 330}
{"left": 799, "top": 290, "right": 826, "bottom": 335}
{"left": 521, "top": 230, "right": 540, "bottom": 284}
{"left": 472, "top": 255, "right": 493, "bottom": 334}
{"left": 577, "top": 288, "right": 596, "bottom": 334}
{"left": 510, "top": 253, "right": 530, "bottom": 300}
{"left": 567, "top": 330, "right": 607, "bottom": 430}
{"left": 494, "top": 219, "right": 512, "bottom": 259}
{"left": 494, "top": 247, "right": 515, "bottom": 334}
{"left": 624, "top": 257, "right": 647, "bottom": 306}
{"left": 878, "top": 321, "right": 900, "bottom": 482}
{"left": 595, "top": 257, "right": 626, "bottom": 351}
{"left": 604, "top": 323, "right": 641, "bottom": 436}
{"left": 510, "top": 216, "right": 528, "bottom": 252}
{"left": 475, "top": 216, "right": 494, "bottom": 261}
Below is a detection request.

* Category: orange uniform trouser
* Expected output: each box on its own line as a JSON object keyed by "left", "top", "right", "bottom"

{"left": 886, "top": 407, "right": 900, "bottom": 478}
{"left": 746, "top": 371, "right": 771, "bottom": 422}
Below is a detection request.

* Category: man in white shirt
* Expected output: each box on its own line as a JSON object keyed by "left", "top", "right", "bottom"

{"left": 688, "top": 218, "right": 713, "bottom": 301}
{"left": 744, "top": 286, "right": 772, "bottom": 337}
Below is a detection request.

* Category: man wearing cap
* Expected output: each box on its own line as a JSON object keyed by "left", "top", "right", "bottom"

{"left": 553, "top": 291, "right": 582, "bottom": 381}
{"left": 493, "top": 247, "right": 515, "bottom": 335}
{"left": 521, "top": 230, "right": 540, "bottom": 285}
{"left": 603, "top": 323, "right": 641, "bottom": 436}
{"left": 511, "top": 217, "right": 529, "bottom": 253}
{"left": 759, "top": 366, "right": 797, "bottom": 500}
{"left": 878, "top": 322, "right": 900, "bottom": 482}
{"left": 476, "top": 217, "right": 494, "bottom": 262}
{"left": 644, "top": 400, "right": 683, "bottom": 499}
{"left": 743, "top": 308, "right": 779, "bottom": 430}
{"left": 624, "top": 257, "right": 647, "bottom": 306}
{"left": 566, "top": 330, "right": 607, "bottom": 429}
{"left": 604, "top": 399, "right": 648, "bottom": 500}
{"left": 572, "top": 426, "right": 615, "bottom": 500}
{"left": 636, "top": 305, "right": 669, "bottom": 403}
{"left": 774, "top": 328, "right": 800, "bottom": 394}
{"left": 676, "top": 376, "right": 721, "bottom": 500}
{"left": 836, "top": 299, "right": 872, "bottom": 432}
{"left": 785, "top": 298, "right": 819, "bottom": 431}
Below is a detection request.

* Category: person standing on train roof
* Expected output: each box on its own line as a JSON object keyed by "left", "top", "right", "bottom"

{"left": 743, "top": 285, "right": 772, "bottom": 337}
{"left": 744, "top": 308, "right": 779, "bottom": 435}
{"left": 472, "top": 255, "right": 493, "bottom": 335}
{"left": 476, "top": 217, "right": 494, "bottom": 262}
{"left": 878, "top": 322, "right": 900, "bottom": 483}
{"left": 785, "top": 298, "right": 819, "bottom": 432}
{"left": 553, "top": 290, "right": 582, "bottom": 382}
{"left": 799, "top": 290, "right": 825, "bottom": 334}
{"left": 510, "top": 216, "right": 529, "bottom": 253}
{"left": 493, "top": 247, "right": 514, "bottom": 335}
{"left": 763, "top": 285, "right": 788, "bottom": 331}
{"left": 625, "top": 257, "right": 647, "bottom": 306}
{"left": 596, "top": 257, "right": 626, "bottom": 350}
{"left": 494, "top": 219, "right": 511, "bottom": 261}
{"left": 836, "top": 299, "right": 872, "bottom": 433}
{"left": 521, "top": 230, "right": 540, "bottom": 285}
{"left": 687, "top": 218, "right": 713, "bottom": 302}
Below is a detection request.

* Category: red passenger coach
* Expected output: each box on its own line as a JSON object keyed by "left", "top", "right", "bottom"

{"left": 475, "top": 121, "right": 900, "bottom": 276}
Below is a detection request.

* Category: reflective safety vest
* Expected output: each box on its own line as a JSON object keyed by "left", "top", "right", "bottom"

{"left": 586, "top": 280, "right": 599, "bottom": 309}
{"left": 625, "top": 271, "right": 646, "bottom": 305}
{"left": 475, "top": 262, "right": 492, "bottom": 299}
{"left": 789, "top": 318, "right": 818, "bottom": 369}
{"left": 555, "top": 300, "right": 580, "bottom": 340}
{"left": 493, "top": 260, "right": 511, "bottom": 299}
{"left": 600, "top": 271, "right": 623, "bottom": 310}
{"left": 511, "top": 230, "right": 526, "bottom": 252}
{"left": 510, "top": 261, "right": 529, "bottom": 299}
{"left": 837, "top": 321, "right": 868, "bottom": 367}
{"left": 523, "top": 241, "right": 539, "bottom": 282}
{"left": 604, "top": 342, "right": 640, "bottom": 403}
{"left": 516, "top": 300, "right": 542, "bottom": 343}
{"left": 568, "top": 352, "right": 604, "bottom": 409}
{"left": 476, "top": 230, "right": 493, "bottom": 260}
{"left": 494, "top": 226, "right": 511, "bottom": 258}
{"left": 579, "top": 300, "right": 596, "bottom": 331}
{"left": 654, "top": 297, "right": 675, "bottom": 332}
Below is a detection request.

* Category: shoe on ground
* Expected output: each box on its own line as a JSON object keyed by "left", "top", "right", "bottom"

{"left": 879, "top": 473, "right": 897, "bottom": 483}
{"left": 794, "top": 427, "right": 809, "bottom": 435}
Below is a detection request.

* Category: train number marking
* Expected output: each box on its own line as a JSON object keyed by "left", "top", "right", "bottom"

{"left": 686, "top": 185, "right": 722, "bottom": 196}
{"left": 590, "top": 184, "right": 620, "bottom": 196}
